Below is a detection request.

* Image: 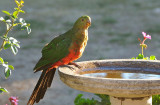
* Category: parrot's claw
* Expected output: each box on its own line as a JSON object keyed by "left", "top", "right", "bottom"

{"left": 61, "top": 65, "right": 75, "bottom": 71}
{"left": 68, "top": 62, "right": 81, "bottom": 69}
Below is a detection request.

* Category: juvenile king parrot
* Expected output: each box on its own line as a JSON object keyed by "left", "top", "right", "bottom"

{"left": 27, "top": 15, "right": 91, "bottom": 105}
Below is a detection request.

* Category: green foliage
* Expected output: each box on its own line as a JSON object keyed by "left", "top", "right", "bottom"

{"left": 0, "top": 57, "right": 14, "bottom": 79}
{"left": 74, "top": 94, "right": 98, "bottom": 105}
{"left": 74, "top": 94, "right": 111, "bottom": 105}
{"left": 153, "top": 95, "right": 160, "bottom": 105}
{"left": 95, "top": 94, "right": 111, "bottom": 105}
{"left": 0, "top": 0, "right": 31, "bottom": 94}
{"left": 132, "top": 54, "right": 157, "bottom": 60}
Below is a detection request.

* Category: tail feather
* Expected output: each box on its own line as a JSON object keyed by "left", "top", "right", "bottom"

{"left": 37, "top": 68, "right": 55, "bottom": 101}
{"left": 27, "top": 68, "right": 56, "bottom": 105}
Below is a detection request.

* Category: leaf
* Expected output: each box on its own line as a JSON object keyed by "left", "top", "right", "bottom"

{"left": 27, "top": 26, "right": 31, "bottom": 34}
{"left": 2, "top": 10, "right": 11, "bottom": 15}
{"left": 20, "top": 0, "right": 24, "bottom": 5}
{"left": 4, "top": 43, "right": 11, "bottom": 50}
{"left": 0, "top": 17, "right": 5, "bottom": 21}
{"left": 8, "top": 65, "right": 14, "bottom": 70}
{"left": 11, "top": 46, "right": 18, "bottom": 55}
{"left": 6, "top": 20, "right": 11, "bottom": 23}
{"left": 19, "top": 18, "right": 25, "bottom": 23}
{"left": 22, "top": 23, "right": 27, "bottom": 27}
{"left": 2, "top": 63, "right": 8, "bottom": 68}
{"left": 4, "top": 68, "right": 11, "bottom": 79}
{"left": 0, "top": 88, "right": 8, "bottom": 94}
{"left": 95, "top": 94, "right": 111, "bottom": 105}
{"left": 136, "top": 54, "right": 144, "bottom": 59}
{"left": 131, "top": 57, "right": 135, "bottom": 59}
{"left": 9, "top": 37, "right": 19, "bottom": 44}
{"left": 15, "top": 43, "right": 20, "bottom": 48}
{"left": 74, "top": 94, "right": 98, "bottom": 105}
{"left": 0, "top": 57, "right": 4, "bottom": 64}
{"left": 26, "top": 23, "right": 30, "bottom": 27}
{"left": 13, "top": 11, "right": 18, "bottom": 18}
{"left": 4, "top": 16, "right": 10, "bottom": 21}
{"left": 153, "top": 95, "right": 160, "bottom": 105}
{"left": 13, "top": 23, "right": 18, "bottom": 26}
{"left": 19, "top": 10, "right": 25, "bottom": 13}
{"left": 74, "top": 94, "right": 83, "bottom": 104}
{"left": 150, "top": 55, "right": 156, "bottom": 60}
{"left": 15, "top": 0, "right": 20, "bottom": 6}
{"left": 14, "top": 7, "right": 18, "bottom": 11}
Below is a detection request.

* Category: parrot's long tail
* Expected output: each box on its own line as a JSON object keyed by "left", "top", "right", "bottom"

{"left": 27, "top": 68, "right": 56, "bottom": 105}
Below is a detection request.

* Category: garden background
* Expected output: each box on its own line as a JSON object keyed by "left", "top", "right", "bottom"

{"left": 0, "top": 0, "right": 160, "bottom": 104}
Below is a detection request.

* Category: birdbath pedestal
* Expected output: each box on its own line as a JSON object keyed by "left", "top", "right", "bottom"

{"left": 58, "top": 59, "right": 160, "bottom": 105}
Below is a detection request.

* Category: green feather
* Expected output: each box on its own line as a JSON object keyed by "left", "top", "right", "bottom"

{"left": 34, "top": 30, "right": 72, "bottom": 71}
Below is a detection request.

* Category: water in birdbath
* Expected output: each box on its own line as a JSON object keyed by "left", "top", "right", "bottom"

{"left": 78, "top": 67, "right": 160, "bottom": 79}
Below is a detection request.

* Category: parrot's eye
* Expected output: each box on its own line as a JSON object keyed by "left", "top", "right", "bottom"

{"left": 81, "top": 19, "right": 84, "bottom": 21}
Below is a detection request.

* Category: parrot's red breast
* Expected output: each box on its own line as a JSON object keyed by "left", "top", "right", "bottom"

{"left": 49, "top": 31, "right": 88, "bottom": 69}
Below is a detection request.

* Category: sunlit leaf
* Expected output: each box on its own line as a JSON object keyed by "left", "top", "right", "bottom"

{"left": 2, "top": 10, "right": 11, "bottom": 15}
{"left": 8, "top": 65, "right": 14, "bottom": 70}
{"left": 20, "top": 0, "right": 24, "bottom": 5}
{"left": 0, "top": 88, "right": 8, "bottom": 94}
{"left": 136, "top": 54, "right": 144, "bottom": 59}
{"left": 19, "top": 18, "right": 25, "bottom": 23}
{"left": 15, "top": 43, "right": 20, "bottom": 48}
{"left": 9, "top": 37, "right": 20, "bottom": 45}
{"left": 13, "top": 23, "right": 18, "bottom": 26}
{"left": 2, "top": 63, "right": 8, "bottom": 68}
{"left": 27, "top": 23, "right": 30, "bottom": 27}
{"left": 4, "top": 43, "right": 11, "bottom": 50}
{"left": 6, "top": 19, "right": 11, "bottom": 23}
{"left": 14, "top": 7, "right": 18, "bottom": 11}
{"left": 13, "top": 11, "right": 18, "bottom": 18}
{"left": 0, "top": 17, "right": 5, "bottom": 21}
{"left": 150, "top": 55, "right": 156, "bottom": 60}
{"left": 11, "top": 46, "right": 18, "bottom": 55}
{"left": 15, "top": 0, "right": 20, "bottom": 6}
{"left": 4, "top": 67, "right": 11, "bottom": 79}
{"left": 19, "top": 10, "right": 25, "bottom": 13}
{"left": 27, "top": 26, "right": 31, "bottom": 34}
{"left": 22, "top": 23, "right": 27, "bottom": 27}
{"left": 0, "top": 57, "right": 4, "bottom": 64}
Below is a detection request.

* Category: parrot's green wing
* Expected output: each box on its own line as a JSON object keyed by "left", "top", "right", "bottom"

{"left": 34, "top": 30, "right": 72, "bottom": 72}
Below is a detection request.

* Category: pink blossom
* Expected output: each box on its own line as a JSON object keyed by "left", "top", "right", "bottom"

{"left": 142, "top": 32, "right": 151, "bottom": 39}
{"left": 9, "top": 96, "right": 18, "bottom": 105}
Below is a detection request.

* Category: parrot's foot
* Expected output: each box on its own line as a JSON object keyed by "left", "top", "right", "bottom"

{"left": 68, "top": 62, "right": 81, "bottom": 69}
{"left": 62, "top": 65, "right": 75, "bottom": 71}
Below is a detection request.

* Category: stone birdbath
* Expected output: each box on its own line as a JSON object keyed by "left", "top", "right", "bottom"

{"left": 58, "top": 59, "right": 160, "bottom": 105}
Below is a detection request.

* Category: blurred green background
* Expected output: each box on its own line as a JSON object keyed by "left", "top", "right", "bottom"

{"left": 0, "top": 0, "right": 160, "bottom": 105}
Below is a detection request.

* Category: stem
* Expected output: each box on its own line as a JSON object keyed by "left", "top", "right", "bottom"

{"left": 0, "top": 19, "right": 14, "bottom": 52}
{"left": 141, "top": 46, "right": 144, "bottom": 55}
{"left": 0, "top": 5, "right": 21, "bottom": 52}
{"left": 141, "top": 38, "right": 146, "bottom": 55}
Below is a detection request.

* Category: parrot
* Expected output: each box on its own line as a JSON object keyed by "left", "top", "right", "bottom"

{"left": 27, "top": 15, "right": 91, "bottom": 105}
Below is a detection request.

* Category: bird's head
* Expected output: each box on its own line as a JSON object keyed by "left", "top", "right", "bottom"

{"left": 73, "top": 15, "right": 91, "bottom": 29}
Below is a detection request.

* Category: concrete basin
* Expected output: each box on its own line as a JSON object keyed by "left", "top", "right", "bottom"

{"left": 58, "top": 59, "right": 160, "bottom": 105}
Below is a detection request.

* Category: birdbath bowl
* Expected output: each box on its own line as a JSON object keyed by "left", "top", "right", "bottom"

{"left": 58, "top": 59, "right": 160, "bottom": 105}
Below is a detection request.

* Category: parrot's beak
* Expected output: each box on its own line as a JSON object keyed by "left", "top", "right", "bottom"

{"left": 87, "top": 18, "right": 91, "bottom": 27}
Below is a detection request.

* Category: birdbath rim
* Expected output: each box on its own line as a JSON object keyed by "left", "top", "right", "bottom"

{"left": 59, "top": 59, "right": 160, "bottom": 81}
{"left": 58, "top": 59, "right": 160, "bottom": 97}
